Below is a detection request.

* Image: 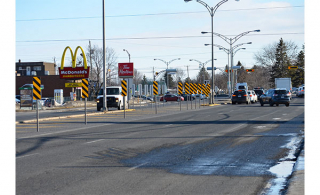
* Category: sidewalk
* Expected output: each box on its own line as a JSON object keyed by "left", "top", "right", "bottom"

{"left": 286, "top": 149, "right": 305, "bottom": 195}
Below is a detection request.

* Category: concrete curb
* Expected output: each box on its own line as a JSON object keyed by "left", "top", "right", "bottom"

{"left": 16, "top": 109, "right": 136, "bottom": 124}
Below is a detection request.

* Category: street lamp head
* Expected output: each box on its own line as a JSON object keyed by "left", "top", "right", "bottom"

{"left": 247, "top": 42, "right": 252, "bottom": 44}
{"left": 254, "top": 29, "right": 260, "bottom": 32}
{"left": 201, "top": 31, "right": 209, "bottom": 34}
{"left": 241, "top": 48, "right": 246, "bottom": 50}
{"left": 184, "top": 0, "right": 193, "bottom": 2}
{"left": 204, "top": 44, "right": 210, "bottom": 46}
{"left": 123, "top": 49, "right": 126, "bottom": 51}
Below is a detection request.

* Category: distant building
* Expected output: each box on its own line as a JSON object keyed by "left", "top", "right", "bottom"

{"left": 16, "top": 59, "right": 57, "bottom": 76}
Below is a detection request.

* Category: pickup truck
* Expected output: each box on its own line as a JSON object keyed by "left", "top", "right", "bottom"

{"left": 96, "top": 86, "right": 127, "bottom": 111}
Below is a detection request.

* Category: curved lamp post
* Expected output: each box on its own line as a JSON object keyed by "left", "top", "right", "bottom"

{"left": 189, "top": 59, "right": 216, "bottom": 84}
{"left": 184, "top": 0, "right": 240, "bottom": 104}
{"left": 203, "top": 29, "right": 259, "bottom": 93}
{"left": 123, "top": 49, "right": 131, "bottom": 62}
{"left": 154, "top": 58, "right": 180, "bottom": 92}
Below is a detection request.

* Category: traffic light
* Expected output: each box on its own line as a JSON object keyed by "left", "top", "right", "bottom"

{"left": 288, "top": 66, "right": 298, "bottom": 70}
{"left": 155, "top": 72, "right": 159, "bottom": 76}
{"left": 225, "top": 70, "right": 233, "bottom": 72}
{"left": 246, "top": 69, "right": 254, "bottom": 72}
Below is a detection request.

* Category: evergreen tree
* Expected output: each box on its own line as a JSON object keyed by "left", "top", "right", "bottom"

{"left": 269, "top": 38, "right": 291, "bottom": 87}
{"left": 290, "top": 45, "right": 305, "bottom": 87}
{"left": 196, "top": 67, "right": 210, "bottom": 83}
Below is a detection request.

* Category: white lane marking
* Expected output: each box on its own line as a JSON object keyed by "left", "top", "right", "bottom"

{"left": 85, "top": 139, "right": 105, "bottom": 144}
{"left": 127, "top": 163, "right": 147, "bottom": 171}
{"left": 273, "top": 118, "right": 281, "bottom": 120}
{"left": 16, "top": 153, "right": 39, "bottom": 159}
{"left": 164, "top": 124, "right": 173, "bottom": 127}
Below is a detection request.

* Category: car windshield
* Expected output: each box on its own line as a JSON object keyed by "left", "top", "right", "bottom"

{"left": 275, "top": 90, "right": 287, "bottom": 94}
{"left": 254, "top": 90, "right": 264, "bottom": 95}
{"left": 98, "top": 88, "right": 120, "bottom": 95}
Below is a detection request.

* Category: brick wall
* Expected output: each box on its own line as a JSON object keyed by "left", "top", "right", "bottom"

{"left": 16, "top": 75, "right": 78, "bottom": 97}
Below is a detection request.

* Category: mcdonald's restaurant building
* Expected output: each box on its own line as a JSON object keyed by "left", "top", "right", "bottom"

{"left": 16, "top": 60, "right": 82, "bottom": 100}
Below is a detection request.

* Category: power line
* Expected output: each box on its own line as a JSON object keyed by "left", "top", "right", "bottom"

{"left": 16, "top": 32, "right": 304, "bottom": 43}
{"left": 16, "top": 5, "right": 304, "bottom": 22}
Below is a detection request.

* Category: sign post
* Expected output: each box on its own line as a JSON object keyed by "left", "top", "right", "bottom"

{"left": 178, "top": 82, "right": 182, "bottom": 111}
{"left": 82, "top": 79, "right": 89, "bottom": 125}
{"left": 153, "top": 81, "right": 158, "bottom": 114}
{"left": 121, "top": 80, "right": 127, "bottom": 119}
{"left": 185, "top": 83, "right": 189, "bottom": 110}
{"left": 33, "top": 77, "right": 41, "bottom": 132}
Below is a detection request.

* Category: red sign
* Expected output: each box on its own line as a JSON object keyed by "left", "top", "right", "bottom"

{"left": 59, "top": 67, "right": 90, "bottom": 79}
{"left": 118, "top": 63, "right": 134, "bottom": 78}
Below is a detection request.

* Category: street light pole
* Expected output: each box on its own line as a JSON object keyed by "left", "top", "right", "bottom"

{"left": 202, "top": 30, "right": 259, "bottom": 93}
{"left": 184, "top": 0, "right": 231, "bottom": 104}
{"left": 189, "top": 59, "right": 214, "bottom": 84}
{"left": 123, "top": 49, "right": 131, "bottom": 63}
{"left": 154, "top": 58, "right": 180, "bottom": 92}
{"left": 102, "top": 0, "right": 107, "bottom": 111}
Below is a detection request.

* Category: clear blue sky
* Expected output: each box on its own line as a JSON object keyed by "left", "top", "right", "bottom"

{"left": 15, "top": 0, "right": 304, "bottom": 79}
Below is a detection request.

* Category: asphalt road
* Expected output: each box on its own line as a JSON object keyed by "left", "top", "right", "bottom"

{"left": 16, "top": 97, "right": 304, "bottom": 195}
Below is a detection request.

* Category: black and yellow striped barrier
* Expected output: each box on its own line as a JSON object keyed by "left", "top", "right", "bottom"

{"left": 121, "top": 80, "right": 127, "bottom": 97}
{"left": 178, "top": 82, "right": 183, "bottom": 95}
{"left": 185, "top": 83, "right": 190, "bottom": 94}
{"left": 82, "top": 79, "right": 89, "bottom": 98}
{"left": 33, "top": 77, "right": 41, "bottom": 100}
{"left": 153, "top": 81, "right": 158, "bottom": 95}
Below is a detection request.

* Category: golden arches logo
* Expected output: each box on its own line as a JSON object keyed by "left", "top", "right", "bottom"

{"left": 60, "top": 46, "right": 88, "bottom": 70}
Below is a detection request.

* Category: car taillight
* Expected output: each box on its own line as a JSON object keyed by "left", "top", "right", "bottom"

{"left": 250, "top": 95, "right": 252, "bottom": 97}
{"left": 232, "top": 95, "right": 236, "bottom": 97}
{"left": 243, "top": 95, "right": 247, "bottom": 97}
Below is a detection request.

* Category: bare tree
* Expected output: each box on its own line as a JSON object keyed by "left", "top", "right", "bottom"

{"left": 85, "top": 45, "right": 118, "bottom": 97}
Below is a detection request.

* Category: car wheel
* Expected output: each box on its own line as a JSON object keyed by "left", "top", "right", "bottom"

{"left": 276, "top": 104, "right": 279, "bottom": 106}
{"left": 260, "top": 103, "right": 264, "bottom": 106}
{"left": 164, "top": 99, "right": 167, "bottom": 102}
{"left": 269, "top": 102, "right": 274, "bottom": 106}
{"left": 177, "top": 98, "right": 181, "bottom": 102}
{"left": 286, "top": 103, "right": 290, "bottom": 107}
{"left": 232, "top": 101, "right": 236, "bottom": 105}
{"left": 97, "top": 106, "right": 101, "bottom": 111}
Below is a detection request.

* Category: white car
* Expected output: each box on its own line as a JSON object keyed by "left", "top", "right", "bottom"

{"left": 248, "top": 90, "right": 258, "bottom": 103}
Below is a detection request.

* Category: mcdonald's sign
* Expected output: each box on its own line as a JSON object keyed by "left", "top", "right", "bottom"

{"left": 59, "top": 46, "right": 90, "bottom": 79}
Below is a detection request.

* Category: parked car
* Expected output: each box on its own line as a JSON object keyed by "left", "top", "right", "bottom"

{"left": 231, "top": 90, "right": 250, "bottom": 104}
{"left": 195, "top": 94, "right": 205, "bottom": 100}
{"left": 297, "top": 84, "right": 304, "bottom": 97}
{"left": 134, "top": 95, "right": 153, "bottom": 101}
{"left": 181, "top": 94, "right": 196, "bottom": 101}
{"left": 160, "top": 94, "right": 184, "bottom": 102}
{"left": 260, "top": 88, "right": 290, "bottom": 107}
{"left": 253, "top": 88, "right": 265, "bottom": 101}
{"left": 16, "top": 95, "right": 21, "bottom": 100}
{"left": 248, "top": 90, "right": 258, "bottom": 103}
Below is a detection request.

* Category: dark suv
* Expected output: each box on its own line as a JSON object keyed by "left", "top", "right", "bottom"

{"left": 260, "top": 89, "right": 290, "bottom": 107}
{"left": 232, "top": 90, "right": 250, "bottom": 104}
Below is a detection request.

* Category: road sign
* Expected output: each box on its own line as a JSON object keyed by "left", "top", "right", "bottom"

{"left": 82, "top": 79, "right": 89, "bottom": 98}
{"left": 185, "top": 83, "right": 190, "bottom": 94}
{"left": 153, "top": 81, "right": 158, "bottom": 95}
{"left": 288, "top": 66, "right": 298, "bottom": 69}
{"left": 33, "top": 77, "right": 41, "bottom": 100}
{"left": 65, "top": 83, "right": 82, "bottom": 88}
{"left": 246, "top": 69, "right": 254, "bottom": 72}
{"left": 121, "top": 80, "right": 127, "bottom": 96}
{"left": 178, "top": 82, "right": 183, "bottom": 95}
{"left": 118, "top": 63, "right": 134, "bottom": 78}
{"left": 204, "top": 80, "right": 210, "bottom": 85}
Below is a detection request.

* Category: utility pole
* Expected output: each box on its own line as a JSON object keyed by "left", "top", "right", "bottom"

{"left": 89, "top": 40, "right": 93, "bottom": 100}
